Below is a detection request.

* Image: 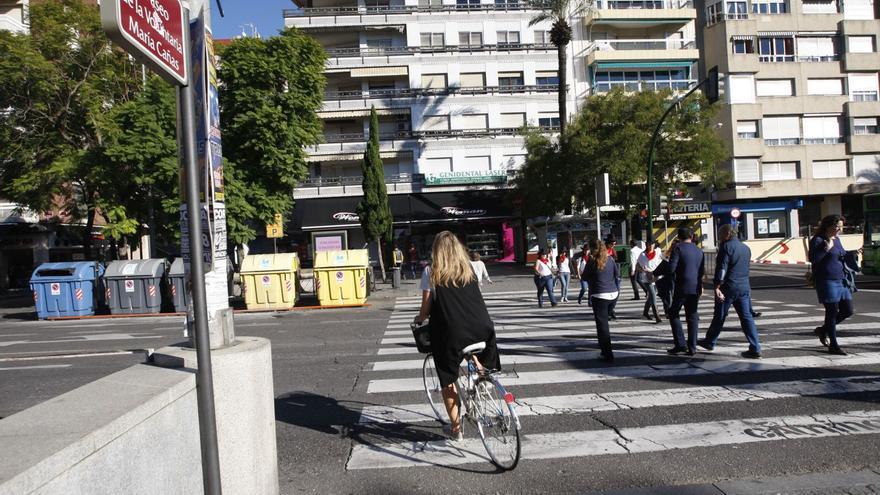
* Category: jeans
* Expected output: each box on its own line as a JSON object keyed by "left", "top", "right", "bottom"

{"left": 669, "top": 293, "right": 700, "bottom": 350}
{"left": 640, "top": 281, "right": 660, "bottom": 320}
{"left": 558, "top": 272, "right": 570, "bottom": 300}
{"left": 629, "top": 275, "right": 640, "bottom": 300}
{"left": 822, "top": 300, "right": 854, "bottom": 348}
{"left": 536, "top": 275, "right": 557, "bottom": 307}
{"left": 590, "top": 297, "right": 614, "bottom": 356}
{"left": 577, "top": 279, "right": 590, "bottom": 305}
{"left": 703, "top": 287, "right": 761, "bottom": 352}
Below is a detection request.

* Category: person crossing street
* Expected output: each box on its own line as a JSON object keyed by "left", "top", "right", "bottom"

{"left": 666, "top": 228, "right": 704, "bottom": 356}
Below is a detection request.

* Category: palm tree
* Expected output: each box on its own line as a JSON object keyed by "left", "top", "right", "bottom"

{"left": 529, "top": 0, "right": 594, "bottom": 135}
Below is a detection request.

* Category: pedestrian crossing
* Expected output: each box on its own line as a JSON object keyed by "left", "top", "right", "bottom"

{"left": 347, "top": 289, "right": 880, "bottom": 471}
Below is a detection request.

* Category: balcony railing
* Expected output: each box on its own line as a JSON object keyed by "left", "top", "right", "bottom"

{"left": 852, "top": 91, "right": 879, "bottom": 102}
{"left": 325, "top": 43, "right": 555, "bottom": 58}
{"left": 589, "top": 38, "right": 696, "bottom": 52}
{"left": 803, "top": 137, "right": 844, "bottom": 144}
{"left": 284, "top": 3, "right": 536, "bottom": 17}
{"left": 322, "top": 126, "right": 559, "bottom": 143}
{"left": 596, "top": 0, "right": 692, "bottom": 8}
{"left": 324, "top": 84, "right": 559, "bottom": 100}
{"left": 593, "top": 79, "right": 698, "bottom": 93}
{"left": 706, "top": 11, "right": 748, "bottom": 25}
{"left": 764, "top": 138, "right": 801, "bottom": 146}
{"left": 796, "top": 54, "right": 839, "bottom": 62}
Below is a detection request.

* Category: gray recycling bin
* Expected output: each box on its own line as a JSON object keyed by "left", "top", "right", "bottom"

{"left": 104, "top": 259, "right": 166, "bottom": 315}
{"left": 167, "top": 258, "right": 188, "bottom": 313}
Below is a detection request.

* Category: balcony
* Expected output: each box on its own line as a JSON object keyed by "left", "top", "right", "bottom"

{"left": 586, "top": 38, "right": 698, "bottom": 65}
{"left": 321, "top": 84, "right": 559, "bottom": 110}
{"left": 326, "top": 43, "right": 554, "bottom": 58}
{"left": 320, "top": 126, "right": 558, "bottom": 144}
{"left": 293, "top": 173, "right": 421, "bottom": 199}
{"left": 848, "top": 133, "right": 880, "bottom": 154}
{"left": 764, "top": 138, "right": 801, "bottom": 146}
{"left": 589, "top": 0, "right": 695, "bottom": 26}
{"left": 284, "top": 2, "right": 537, "bottom": 18}
{"left": 843, "top": 52, "right": 878, "bottom": 71}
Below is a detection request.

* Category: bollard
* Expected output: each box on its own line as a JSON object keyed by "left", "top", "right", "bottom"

{"left": 392, "top": 266, "right": 401, "bottom": 289}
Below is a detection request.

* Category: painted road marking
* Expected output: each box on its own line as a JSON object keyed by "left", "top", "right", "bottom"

{"left": 358, "top": 375, "right": 880, "bottom": 425}
{"left": 0, "top": 333, "right": 165, "bottom": 347}
{"left": 0, "top": 364, "right": 72, "bottom": 371}
{"left": 365, "top": 352, "right": 880, "bottom": 393}
{"left": 346, "top": 409, "right": 880, "bottom": 470}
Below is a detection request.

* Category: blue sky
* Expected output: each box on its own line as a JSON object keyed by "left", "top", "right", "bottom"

{"left": 210, "top": 0, "right": 295, "bottom": 40}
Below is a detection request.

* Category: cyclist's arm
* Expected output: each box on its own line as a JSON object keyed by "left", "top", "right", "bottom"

{"left": 415, "top": 290, "right": 432, "bottom": 324}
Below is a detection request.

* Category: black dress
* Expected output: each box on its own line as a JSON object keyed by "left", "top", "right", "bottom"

{"left": 429, "top": 279, "right": 501, "bottom": 387}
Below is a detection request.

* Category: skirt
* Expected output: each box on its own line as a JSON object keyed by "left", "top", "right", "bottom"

{"left": 815, "top": 278, "right": 852, "bottom": 305}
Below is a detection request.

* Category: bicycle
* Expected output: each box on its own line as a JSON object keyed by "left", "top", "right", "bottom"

{"left": 421, "top": 341, "right": 522, "bottom": 470}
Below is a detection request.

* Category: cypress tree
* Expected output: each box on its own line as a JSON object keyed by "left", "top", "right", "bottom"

{"left": 357, "top": 106, "right": 393, "bottom": 282}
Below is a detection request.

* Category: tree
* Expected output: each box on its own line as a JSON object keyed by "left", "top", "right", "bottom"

{"left": 0, "top": 0, "right": 142, "bottom": 258}
{"left": 357, "top": 107, "right": 393, "bottom": 282}
{"left": 217, "top": 28, "right": 327, "bottom": 246}
{"left": 529, "top": 0, "right": 593, "bottom": 134}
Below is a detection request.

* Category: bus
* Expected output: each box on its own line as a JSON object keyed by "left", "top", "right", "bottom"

{"left": 865, "top": 192, "right": 880, "bottom": 275}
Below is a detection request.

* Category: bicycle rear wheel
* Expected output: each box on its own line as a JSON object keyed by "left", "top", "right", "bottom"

{"left": 422, "top": 354, "right": 446, "bottom": 423}
{"left": 473, "top": 375, "right": 521, "bottom": 470}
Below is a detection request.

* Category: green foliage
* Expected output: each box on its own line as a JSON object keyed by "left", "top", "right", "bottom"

{"left": 357, "top": 107, "right": 393, "bottom": 242}
{"left": 217, "top": 28, "right": 327, "bottom": 245}
{"left": 0, "top": 0, "right": 141, "bottom": 254}
{"left": 514, "top": 88, "right": 729, "bottom": 216}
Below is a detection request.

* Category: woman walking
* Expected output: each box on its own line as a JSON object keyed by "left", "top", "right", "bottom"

{"left": 584, "top": 239, "right": 620, "bottom": 362}
{"left": 557, "top": 250, "right": 573, "bottom": 302}
{"left": 470, "top": 251, "right": 492, "bottom": 289}
{"left": 413, "top": 231, "right": 501, "bottom": 441}
{"left": 809, "top": 214, "right": 855, "bottom": 355}
{"left": 636, "top": 242, "right": 664, "bottom": 323}
{"left": 534, "top": 250, "right": 557, "bottom": 307}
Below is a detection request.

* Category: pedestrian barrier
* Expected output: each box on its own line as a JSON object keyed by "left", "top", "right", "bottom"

{"left": 30, "top": 261, "right": 104, "bottom": 319}
{"left": 167, "top": 258, "right": 188, "bottom": 313}
{"left": 240, "top": 253, "right": 299, "bottom": 310}
{"left": 104, "top": 259, "right": 166, "bottom": 315}
{"left": 313, "top": 249, "right": 369, "bottom": 306}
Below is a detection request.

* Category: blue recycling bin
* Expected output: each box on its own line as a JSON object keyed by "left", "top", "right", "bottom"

{"left": 30, "top": 262, "right": 104, "bottom": 319}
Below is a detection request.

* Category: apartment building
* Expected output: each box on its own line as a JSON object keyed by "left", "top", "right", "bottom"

{"left": 0, "top": 0, "right": 27, "bottom": 33}
{"left": 699, "top": 0, "right": 880, "bottom": 240}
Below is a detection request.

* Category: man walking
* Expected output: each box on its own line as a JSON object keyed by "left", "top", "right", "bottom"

{"left": 698, "top": 225, "right": 762, "bottom": 358}
{"left": 628, "top": 240, "right": 643, "bottom": 300}
{"left": 667, "top": 227, "right": 704, "bottom": 356}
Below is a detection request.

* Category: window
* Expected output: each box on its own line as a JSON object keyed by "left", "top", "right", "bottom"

{"left": 797, "top": 36, "right": 838, "bottom": 62}
{"left": 593, "top": 68, "right": 692, "bottom": 92}
{"left": 456, "top": 0, "right": 481, "bottom": 9}
{"left": 496, "top": 31, "right": 520, "bottom": 46}
{"left": 365, "top": 38, "right": 393, "bottom": 48}
{"left": 418, "top": 0, "right": 442, "bottom": 6}
{"left": 737, "top": 120, "right": 759, "bottom": 139}
{"left": 812, "top": 160, "right": 848, "bottom": 179}
{"left": 500, "top": 154, "right": 526, "bottom": 169}
{"left": 728, "top": 74, "right": 756, "bottom": 103}
{"left": 758, "top": 36, "right": 795, "bottom": 62}
{"left": 762, "top": 116, "right": 800, "bottom": 146}
{"left": 535, "top": 70, "right": 559, "bottom": 86}
{"left": 762, "top": 161, "right": 799, "bottom": 181}
{"left": 853, "top": 117, "right": 879, "bottom": 134}
{"left": 459, "top": 72, "right": 486, "bottom": 88}
{"left": 843, "top": 0, "right": 873, "bottom": 19}
{"left": 459, "top": 113, "right": 489, "bottom": 129}
{"left": 498, "top": 71, "right": 524, "bottom": 87}
{"left": 422, "top": 115, "right": 450, "bottom": 131}
{"left": 420, "top": 74, "right": 447, "bottom": 89}
{"left": 496, "top": 0, "right": 521, "bottom": 6}
{"left": 425, "top": 157, "right": 453, "bottom": 171}
{"left": 538, "top": 113, "right": 560, "bottom": 127}
{"left": 727, "top": 0, "right": 748, "bottom": 17}
{"left": 848, "top": 73, "right": 879, "bottom": 101}
{"left": 732, "top": 38, "right": 755, "bottom": 53}
{"left": 756, "top": 79, "right": 794, "bottom": 96}
{"left": 802, "top": 0, "right": 837, "bottom": 13}
{"left": 853, "top": 154, "right": 880, "bottom": 182}
{"left": 535, "top": 30, "right": 552, "bottom": 44}
{"left": 752, "top": 0, "right": 787, "bottom": 13}
{"left": 458, "top": 31, "right": 483, "bottom": 47}
{"left": 807, "top": 78, "right": 844, "bottom": 95}
{"left": 706, "top": 1, "right": 723, "bottom": 23}
{"left": 734, "top": 158, "right": 761, "bottom": 183}
{"left": 460, "top": 155, "right": 491, "bottom": 170}
{"left": 420, "top": 33, "right": 445, "bottom": 48}
{"left": 848, "top": 36, "right": 875, "bottom": 53}
{"left": 499, "top": 113, "right": 526, "bottom": 128}
{"left": 803, "top": 115, "right": 843, "bottom": 144}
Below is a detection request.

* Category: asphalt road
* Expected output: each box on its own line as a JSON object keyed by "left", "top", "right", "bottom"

{"left": 1, "top": 264, "right": 880, "bottom": 494}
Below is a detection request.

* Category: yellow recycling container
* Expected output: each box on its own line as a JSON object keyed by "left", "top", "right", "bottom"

{"left": 313, "top": 249, "right": 369, "bottom": 306}
{"left": 240, "top": 253, "right": 299, "bottom": 310}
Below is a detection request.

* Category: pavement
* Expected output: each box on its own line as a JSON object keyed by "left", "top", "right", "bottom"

{"left": 1, "top": 263, "right": 880, "bottom": 493}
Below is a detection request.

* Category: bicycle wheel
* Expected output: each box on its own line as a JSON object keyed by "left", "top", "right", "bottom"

{"left": 422, "top": 354, "right": 446, "bottom": 423}
{"left": 473, "top": 375, "right": 521, "bottom": 470}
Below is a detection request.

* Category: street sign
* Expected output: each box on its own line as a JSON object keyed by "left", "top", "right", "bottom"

{"left": 101, "top": 0, "right": 189, "bottom": 86}
{"left": 731, "top": 208, "right": 742, "bottom": 219}
{"left": 266, "top": 213, "right": 283, "bottom": 239}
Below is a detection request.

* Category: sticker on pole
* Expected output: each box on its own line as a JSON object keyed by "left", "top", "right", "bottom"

{"left": 336, "top": 271, "right": 344, "bottom": 282}
{"left": 731, "top": 207, "right": 742, "bottom": 219}
{"left": 100, "top": 0, "right": 189, "bottom": 86}
{"left": 261, "top": 275, "right": 271, "bottom": 287}
{"left": 124, "top": 280, "right": 135, "bottom": 293}
{"left": 50, "top": 283, "right": 61, "bottom": 296}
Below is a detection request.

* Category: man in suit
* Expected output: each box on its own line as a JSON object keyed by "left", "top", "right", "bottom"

{"left": 698, "top": 224, "right": 762, "bottom": 358}
{"left": 667, "top": 227, "right": 705, "bottom": 356}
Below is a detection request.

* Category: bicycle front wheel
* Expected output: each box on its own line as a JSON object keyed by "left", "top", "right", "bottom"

{"left": 473, "top": 375, "right": 521, "bottom": 470}
{"left": 422, "top": 354, "right": 446, "bottom": 423}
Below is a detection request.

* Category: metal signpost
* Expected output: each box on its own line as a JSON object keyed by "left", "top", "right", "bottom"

{"left": 595, "top": 173, "right": 611, "bottom": 239}
{"left": 101, "top": 1, "right": 222, "bottom": 493}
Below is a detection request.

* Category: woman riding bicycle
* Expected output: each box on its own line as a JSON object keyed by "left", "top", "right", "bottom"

{"left": 413, "top": 231, "right": 501, "bottom": 441}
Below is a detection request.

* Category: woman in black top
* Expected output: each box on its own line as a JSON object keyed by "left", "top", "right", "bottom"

{"left": 584, "top": 239, "right": 620, "bottom": 362}
{"left": 808, "top": 214, "right": 854, "bottom": 355}
{"left": 414, "top": 231, "right": 501, "bottom": 440}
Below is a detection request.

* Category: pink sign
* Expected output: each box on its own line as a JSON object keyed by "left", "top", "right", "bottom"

{"left": 316, "top": 236, "right": 344, "bottom": 252}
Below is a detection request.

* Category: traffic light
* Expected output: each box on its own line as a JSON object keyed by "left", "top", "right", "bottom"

{"left": 705, "top": 66, "right": 721, "bottom": 104}
{"left": 659, "top": 194, "right": 669, "bottom": 214}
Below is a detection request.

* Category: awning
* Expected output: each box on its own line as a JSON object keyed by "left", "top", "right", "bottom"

{"left": 595, "top": 60, "right": 695, "bottom": 69}
{"left": 305, "top": 150, "right": 411, "bottom": 162}
{"left": 712, "top": 199, "right": 803, "bottom": 215}
{"left": 757, "top": 31, "right": 795, "bottom": 37}
{"left": 730, "top": 35, "right": 755, "bottom": 41}
{"left": 318, "top": 107, "right": 410, "bottom": 119}
{"left": 350, "top": 66, "right": 408, "bottom": 78}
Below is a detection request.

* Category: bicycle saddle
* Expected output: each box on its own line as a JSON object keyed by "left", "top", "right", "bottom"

{"left": 462, "top": 342, "right": 486, "bottom": 355}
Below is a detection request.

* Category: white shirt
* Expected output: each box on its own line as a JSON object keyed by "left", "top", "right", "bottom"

{"left": 593, "top": 291, "right": 619, "bottom": 300}
{"left": 637, "top": 251, "right": 663, "bottom": 273}
{"left": 470, "top": 260, "right": 491, "bottom": 284}
{"left": 629, "top": 245, "right": 644, "bottom": 268}
{"left": 420, "top": 266, "right": 432, "bottom": 292}
{"left": 558, "top": 256, "right": 571, "bottom": 274}
{"left": 535, "top": 259, "right": 553, "bottom": 277}
{"left": 577, "top": 256, "right": 589, "bottom": 278}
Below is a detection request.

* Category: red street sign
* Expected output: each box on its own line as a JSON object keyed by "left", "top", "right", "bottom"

{"left": 101, "top": 0, "right": 189, "bottom": 86}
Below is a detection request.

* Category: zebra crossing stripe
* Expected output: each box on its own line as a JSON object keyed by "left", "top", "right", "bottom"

{"left": 365, "top": 352, "right": 880, "bottom": 393}
{"left": 346, "top": 409, "right": 880, "bottom": 470}
{"left": 358, "top": 374, "right": 880, "bottom": 425}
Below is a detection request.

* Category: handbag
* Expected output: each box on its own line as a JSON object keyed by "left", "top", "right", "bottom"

{"left": 410, "top": 321, "right": 432, "bottom": 354}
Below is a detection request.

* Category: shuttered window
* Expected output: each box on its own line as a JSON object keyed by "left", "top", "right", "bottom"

{"left": 728, "top": 74, "right": 756, "bottom": 103}
{"left": 498, "top": 113, "right": 526, "bottom": 128}
{"left": 420, "top": 74, "right": 447, "bottom": 89}
{"left": 807, "top": 78, "right": 843, "bottom": 95}
{"left": 812, "top": 160, "right": 848, "bottom": 179}
{"left": 763, "top": 116, "right": 800, "bottom": 145}
{"left": 459, "top": 72, "right": 486, "bottom": 87}
{"left": 762, "top": 161, "right": 798, "bottom": 181}
{"left": 422, "top": 115, "right": 450, "bottom": 130}
{"left": 848, "top": 36, "right": 875, "bottom": 53}
{"left": 756, "top": 79, "right": 794, "bottom": 96}
{"left": 803, "top": 115, "right": 842, "bottom": 144}
{"left": 849, "top": 73, "right": 879, "bottom": 101}
{"left": 458, "top": 114, "right": 488, "bottom": 129}
{"left": 734, "top": 158, "right": 760, "bottom": 183}
{"left": 736, "top": 120, "right": 758, "bottom": 139}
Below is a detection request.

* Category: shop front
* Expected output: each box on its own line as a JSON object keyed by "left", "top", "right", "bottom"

{"left": 712, "top": 199, "right": 803, "bottom": 240}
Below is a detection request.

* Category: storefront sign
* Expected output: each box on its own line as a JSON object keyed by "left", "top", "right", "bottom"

{"left": 332, "top": 212, "right": 360, "bottom": 222}
{"left": 668, "top": 201, "right": 712, "bottom": 220}
{"left": 441, "top": 207, "right": 487, "bottom": 217}
{"left": 316, "top": 235, "right": 344, "bottom": 252}
{"left": 424, "top": 170, "right": 507, "bottom": 186}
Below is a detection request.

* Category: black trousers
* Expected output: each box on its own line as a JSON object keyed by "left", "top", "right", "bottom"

{"left": 669, "top": 293, "right": 700, "bottom": 351}
{"left": 591, "top": 297, "right": 614, "bottom": 356}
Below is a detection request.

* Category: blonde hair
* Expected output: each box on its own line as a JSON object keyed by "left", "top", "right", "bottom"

{"left": 590, "top": 239, "right": 608, "bottom": 271}
{"left": 430, "top": 231, "right": 476, "bottom": 288}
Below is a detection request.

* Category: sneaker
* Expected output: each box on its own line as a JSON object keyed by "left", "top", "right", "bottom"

{"left": 685, "top": 348, "right": 696, "bottom": 357}
{"left": 697, "top": 339, "right": 715, "bottom": 352}
{"left": 551, "top": 302, "right": 558, "bottom": 307}
{"left": 828, "top": 346, "right": 847, "bottom": 356}
{"left": 666, "top": 347, "right": 687, "bottom": 355}
{"left": 814, "top": 326, "right": 829, "bottom": 347}
{"left": 442, "top": 424, "right": 463, "bottom": 442}
{"left": 740, "top": 349, "right": 762, "bottom": 359}
{"left": 752, "top": 312, "right": 763, "bottom": 318}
